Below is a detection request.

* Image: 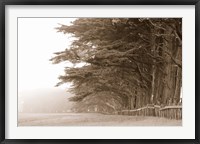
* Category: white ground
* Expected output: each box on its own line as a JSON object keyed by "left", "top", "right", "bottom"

{"left": 18, "top": 113, "right": 182, "bottom": 126}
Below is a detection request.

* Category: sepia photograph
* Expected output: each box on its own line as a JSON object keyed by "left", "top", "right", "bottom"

{"left": 18, "top": 18, "right": 182, "bottom": 126}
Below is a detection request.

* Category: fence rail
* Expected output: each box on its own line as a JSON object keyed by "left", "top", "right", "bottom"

{"left": 117, "top": 104, "right": 182, "bottom": 120}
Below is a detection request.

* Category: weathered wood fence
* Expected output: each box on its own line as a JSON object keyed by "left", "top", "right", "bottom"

{"left": 117, "top": 104, "right": 182, "bottom": 120}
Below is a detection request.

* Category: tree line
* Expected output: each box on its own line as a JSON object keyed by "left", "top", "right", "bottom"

{"left": 50, "top": 18, "right": 182, "bottom": 113}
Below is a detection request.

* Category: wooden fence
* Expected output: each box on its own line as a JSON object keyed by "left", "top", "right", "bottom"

{"left": 117, "top": 104, "right": 182, "bottom": 120}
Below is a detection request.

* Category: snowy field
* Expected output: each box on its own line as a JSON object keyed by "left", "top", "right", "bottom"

{"left": 18, "top": 113, "right": 182, "bottom": 126}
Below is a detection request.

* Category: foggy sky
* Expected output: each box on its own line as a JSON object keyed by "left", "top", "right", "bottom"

{"left": 18, "top": 18, "right": 76, "bottom": 92}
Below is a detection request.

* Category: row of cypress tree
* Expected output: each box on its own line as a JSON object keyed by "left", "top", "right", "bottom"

{"left": 50, "top": 18, "right": 182, "bottom": 113}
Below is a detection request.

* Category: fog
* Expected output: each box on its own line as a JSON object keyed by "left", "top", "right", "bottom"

{"left": 18, "top": 88, "right": 74, "bottom": 113}
{"left": 18, "top": 18, "right": 76, "bottom": 113}
{"left": 18, "top": 18, "right": 75, "bottom": 92}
